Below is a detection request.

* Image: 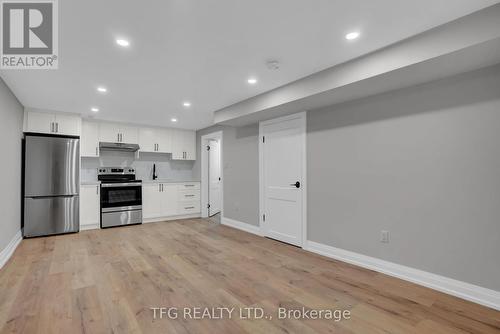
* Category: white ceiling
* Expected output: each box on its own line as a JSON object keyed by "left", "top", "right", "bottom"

{"left": 1, "top": 0, "right": 498, "bottom": 130}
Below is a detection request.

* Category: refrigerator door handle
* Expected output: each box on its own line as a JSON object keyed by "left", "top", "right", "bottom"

{"left": 26, "top": 194, "right": 78, "bottom": 199}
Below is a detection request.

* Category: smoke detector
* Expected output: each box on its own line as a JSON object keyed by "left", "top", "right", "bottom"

{"left": 266, "top": 60, "right": 280, "bottom": 70}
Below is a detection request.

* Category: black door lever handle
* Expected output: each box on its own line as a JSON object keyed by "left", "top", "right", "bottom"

{"left": 291, "top": 181, "right": 300, "bottom": 188}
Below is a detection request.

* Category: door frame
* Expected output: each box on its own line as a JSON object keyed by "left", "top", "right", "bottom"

{"left": 259, "top": 111, "right": 307, "bottom": 247}
{"left": 201, "top": 131, "right": 223, "bottom": 218}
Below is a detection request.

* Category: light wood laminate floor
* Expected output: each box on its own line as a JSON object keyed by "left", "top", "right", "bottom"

{"left": 0, "top": 218, "right": 499, "bottom": 334}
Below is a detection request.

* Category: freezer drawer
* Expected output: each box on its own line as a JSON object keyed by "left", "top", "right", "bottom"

{"left": 24, "top": 196, "right": 79, "bottom": 237}
{"left": 101, "top": 209, "right": 142, "bottom": 228}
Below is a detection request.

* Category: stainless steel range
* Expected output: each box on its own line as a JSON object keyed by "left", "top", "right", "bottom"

{"left": 98, "top": 167, "right": 142, "bottom": 228}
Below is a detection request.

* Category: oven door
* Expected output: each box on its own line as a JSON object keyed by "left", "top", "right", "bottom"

{"left": 100, "top": 183, "right": 142, "bottom": 209}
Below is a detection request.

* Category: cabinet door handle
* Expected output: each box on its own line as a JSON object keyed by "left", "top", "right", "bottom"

{"left": 185, "top": 194, "right": 194, "bottom": 197}
{"left": 184, "top": 184, "right": 194, "bottom": 187}
{"left": 50, "top": 122, "right": 53, "bottom": 132}
{"left": 117, "top": 133, "right": 120, "bottom": 142}
{"left": 185, "top": 206, "right": 194, "bottom": 209}
{"left": 95, "top": 147, "right": 98, "bottom": 156}
{"left": 56, "top": 122, "right": 59, "bottom": 133}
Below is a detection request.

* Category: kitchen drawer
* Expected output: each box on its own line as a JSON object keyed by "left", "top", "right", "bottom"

{"left": 178, "top": 201, "right": 200, "bottom": 214}
{"left": 178, "top": 182, "right": 200, "bottom": 190}
{"left": 178, "top": 189, "right": 200, "bottom": 202}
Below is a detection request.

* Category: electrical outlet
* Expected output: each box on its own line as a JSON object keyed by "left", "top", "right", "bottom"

{"left": 380, "top": 230, "right": 390, "bottom": 243}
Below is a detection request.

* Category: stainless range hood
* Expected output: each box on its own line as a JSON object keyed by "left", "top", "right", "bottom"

{"left": 99, "top": 142, "right": 140, "bottom": 152}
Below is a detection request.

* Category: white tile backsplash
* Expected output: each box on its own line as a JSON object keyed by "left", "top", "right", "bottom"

{"left": 81, "top": 151, "right": 196, "bottom": 183}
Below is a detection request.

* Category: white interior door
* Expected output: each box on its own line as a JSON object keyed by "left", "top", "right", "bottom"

{"left": 208, "top": 139, "right": 221, "bottom": 216}
{"left": 260, "top": 112, "right": 306, "bottom": 247}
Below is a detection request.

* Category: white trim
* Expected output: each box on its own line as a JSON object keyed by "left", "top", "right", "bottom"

{"left": 259, "top": 111, "right": 307, "bottom": 247}
{"left": 0, "top": 230, "right": 22, "bottom": 270}
{"left": 144, "top": 213, "right": 201, "bottom": 223}
{"left": 80, "top": 224, "right": 100, "bottom": 231}
{"left": 305, "top": 240, "right": 500, "bottom": 311}
{"left": 221, "top": 217, "right": 263, "bottom": 236}
{"left": 200, "top": 131, "right": 223, "bottom": 219}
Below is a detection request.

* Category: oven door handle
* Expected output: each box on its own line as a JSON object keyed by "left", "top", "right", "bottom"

{"left": 101, "top": 183, "right": 142, "bottom": 188}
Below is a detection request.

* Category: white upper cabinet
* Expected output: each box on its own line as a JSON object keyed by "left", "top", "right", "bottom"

{"left": 98, "top": 122, "right": 119, "bottom": 142}
{"left": 25, "top": 110, "right": 53, "bottom": 134}
{"left": 171, "top": 129, "right": 184, "bottom": 160}
{"left": 99, "top": 122, "right": 138, "bottom": 144}
{"left": 120, "top": 125, "right": 138, "bottom": 144}
{"left": 172, "top": 129, "right": 196, "bottom": 160}
{"left": 139, "top": 127, "right": 156, "bottom": 152}
{"left": 139, "top": 127, "right": 172, "bottom": 153}
{"left": 157, "top": 129, "right": 172, "bottom": 153}
{"left": 81, "top": 121, "right": 100, "bottom": 157}
{"left": 54, "top": 113, "right": 81, "bottom": 136}
{"left": 24, "top": 110, "right": 81, "bottom": 136}
{"left": 184, "top": 130, "right": 196, "bottom": 160}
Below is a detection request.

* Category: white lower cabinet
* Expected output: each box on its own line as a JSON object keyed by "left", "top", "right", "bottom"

{"left": 143, "top": 183, "right": 163, "bottom": 218}
{"left": 80, "top": 184, "right": 100, "bottom": 229}
{"left": 142, "top": 182, "right": 200, "bottom": 220}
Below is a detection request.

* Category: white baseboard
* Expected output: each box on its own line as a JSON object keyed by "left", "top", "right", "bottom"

{"left": 80, "top": 224, "right": 100, "bottom": 231}
{"left": 221, "top": 217, "right": 262, "bottom": 236}
{"left": 0, "top": 230, "right": 22, "bottom": 270}
{"left": 305, "top": 240, "right": 500, "bottom": 311}
{"left": 144, "top": 213, "right": 201, "bottom": 224}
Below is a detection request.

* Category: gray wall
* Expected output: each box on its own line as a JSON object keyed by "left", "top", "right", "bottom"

{"left": 0, "top": 78, "right": 23, "bottom": 251}
{"left": 308, "top": 65, "right": 500, "bottom": 291}
{"left": 197, "top": 64, "right": 500, "bottom": 291}
{"left": 195, "top": 124, "right": 260, "bottom": 226}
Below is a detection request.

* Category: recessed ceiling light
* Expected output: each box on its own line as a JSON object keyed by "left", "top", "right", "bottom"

{"left": 97, "top": 87, "right": 107, "bottom": 93}
{"left": 183, "top": 102, "right": 191, "bottom": 107}
{"left": 171, "top": 118, "right": 177, "bottom": 122}
{"left": 91, "top": 107, "right": 99, "bottom": 112}
{"left": 116, "top": 39, "right": 130, "bottom": 47}
{"left": 345, "top": 31, "right": 360, "bottom": 40}
{"left": 247, "top": 78, "right": 258, "bottom": 85}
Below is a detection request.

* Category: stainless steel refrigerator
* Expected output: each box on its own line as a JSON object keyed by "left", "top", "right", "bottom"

{"left": 23, "top": 135, "right": 80, "bottom": 237}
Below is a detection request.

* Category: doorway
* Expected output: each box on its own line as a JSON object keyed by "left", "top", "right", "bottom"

{"left": 259, "top": 112, "right": 307, "bottom": 247}
{"left": 201, "top": 131, "right": 223, "bottom": 222}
